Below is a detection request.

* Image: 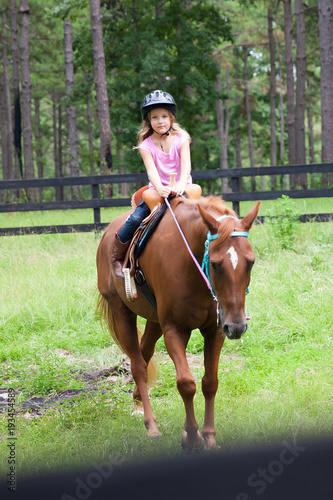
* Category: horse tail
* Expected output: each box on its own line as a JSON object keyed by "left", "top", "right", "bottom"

{"left": 96, "top": 292, "right": 157, "bottom": 387}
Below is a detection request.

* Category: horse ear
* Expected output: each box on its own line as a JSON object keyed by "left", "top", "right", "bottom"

{"left": 241, "top": 201, "right": 261, "bottom": 231}
{"left": 198, "top": 205, "right": 220, "bottom": 234}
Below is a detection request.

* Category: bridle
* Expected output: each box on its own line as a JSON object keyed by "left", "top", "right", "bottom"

{"left": 201, "top": 214, "right": 249, "bottom": 298}
{"left": 165, "top": 199, "right": 251, "bottom": 324}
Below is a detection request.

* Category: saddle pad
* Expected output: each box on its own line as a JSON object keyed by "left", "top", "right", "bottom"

{"left": 124, "top": 202, "right": 168, "bottom": 276}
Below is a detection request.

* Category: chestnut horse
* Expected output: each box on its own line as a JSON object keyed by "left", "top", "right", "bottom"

{"left": 96, "top": 196, "right": 260, "bottom": 450}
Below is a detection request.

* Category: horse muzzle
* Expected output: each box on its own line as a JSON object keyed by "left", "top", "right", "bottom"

{"left": 218, "top": 308, "right": 248, "bottom": 340}
{"left": 223, "top": 321, "right": 247, "bottom": 340}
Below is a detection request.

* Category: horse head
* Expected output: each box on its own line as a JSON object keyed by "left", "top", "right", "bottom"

{"left": 199, "top": 201, "right": 261, "bottom": 340}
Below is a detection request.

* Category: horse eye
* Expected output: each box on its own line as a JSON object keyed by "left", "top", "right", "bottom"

{"left": 211, "top": 262, "right": 220, "bottom": 271}
{"left": 249, "top": 261, "right": 255, "bottom": 271}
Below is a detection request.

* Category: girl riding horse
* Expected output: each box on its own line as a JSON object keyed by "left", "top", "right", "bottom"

{"left": 111, "top": 89, "right": 201, "bottom": 278}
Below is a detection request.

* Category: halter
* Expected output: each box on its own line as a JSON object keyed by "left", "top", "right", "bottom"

{"left": 165, "top": 200, "right": 252, "bottom": 324}
{"left": 201, "top": 215, "right": 249, "bottom": 298}
{"left": 165, "top": 199, "right": 250, "bottom": 302}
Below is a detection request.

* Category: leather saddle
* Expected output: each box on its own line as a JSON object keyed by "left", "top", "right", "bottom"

{"left": 123, "top": 201, "right": 167, "bottom": 278}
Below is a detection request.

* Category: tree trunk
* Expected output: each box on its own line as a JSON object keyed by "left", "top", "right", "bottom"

{"left": 283, "top": 0, "right": 296, "bottom": 173}
{"left": 318, "top": 0, "right": 333, "bottom": 187}
{"left": 244, "top": 46, "right": 255, "bottom": 191}
{"left": 52, "top": 95, "right": 61, "bottom": 201}
{"left": 277, "top": 47, "right": 285, "bottom": 166}
{"left": 58, "top": 103, "right": 64, "bottom": 198}
{"left": 86, "top": 73, "right": 95, "bottom": 176}
{"left": 295, "top": 0, "right": 307, "bottom": 188}
{"left": 235, "top": 93, "right": 242, "bottom": 168}
{"left": 0, "top": 70, "right": 9, "bottom": 198}
{"left": 90, "top": 0, "right": 112, "bottom": 175}
{"left": 268, "top": 3, "right": 277, "bottom": 189}
{"left": 10, "top": 0, "right": 22, "bottom": 181}
{"left": 306, "top": 79, "right": 315, "bottom": 166}
{"left": 34, "top": 96, "right": 43, "bottom": 201}
{"left": 277, "top": 46, "right": 288, "bottom": 189}
{"left": 235, "top": 92, "right": 243, "bottom": 191}
{"left": 215, "top": 70, "right": 230, "bottom": 193}
{"left": 119, "top": 164, "right": 128, "bottom": 197}
{"left": 2, "top": 12, "right": 14, "bottom": 181}
{"left": 64, "top": 20, "right": 80, "bottom": 200}
{"left": 52, "top": 95, "right": 59, "bottom": 175}
{"left": 156, "top": 1, "right": 163, "bottom": 18}
{"left": 19, "top": 0, "right": 35, "bottom": 201}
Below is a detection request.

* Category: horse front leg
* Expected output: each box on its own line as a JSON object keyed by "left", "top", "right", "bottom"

{"left": 164, "top": 328, "right": 202, "bottom": 451}
{"left": 201, "top": 328, "right": 225, "bottom": 449}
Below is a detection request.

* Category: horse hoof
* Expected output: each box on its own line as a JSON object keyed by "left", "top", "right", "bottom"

{"left": 150, "top": 433, "right": 161, "bottom": 441}
{"left": 181, "top": 431, "right": 203, "bottom": 453}
{"left": 132, "top": 409, "right": 144, "bottom": 416}
{"left": 132, "top": 401, "right": 144, "bottom": 415}
{"left": 204, "top": 441, "right": 221, "bottom": 451}
{"left": 147, "top": 430, "right": 161, "bottom": 440}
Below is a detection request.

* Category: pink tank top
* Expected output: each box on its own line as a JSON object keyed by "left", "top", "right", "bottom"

{"left": 139, "top": 134, "right": 192, "bottom": 188}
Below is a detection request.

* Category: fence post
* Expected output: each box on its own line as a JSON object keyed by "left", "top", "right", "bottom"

{"left": 231, "top": 176, "right": 240, "bottom": 215}
{"left": 92, "top": 183, "right": 101, "bottom": 225}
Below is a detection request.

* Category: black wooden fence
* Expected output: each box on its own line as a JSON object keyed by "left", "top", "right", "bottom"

{"left": 0, "top": 163, "right": 332, "bottom": 236}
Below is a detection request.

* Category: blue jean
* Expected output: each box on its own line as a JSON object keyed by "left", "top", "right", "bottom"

{"left": 118, "top": 199, "right": 150, "bottom": 243}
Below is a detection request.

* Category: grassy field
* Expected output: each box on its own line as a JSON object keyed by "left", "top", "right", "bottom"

{"left": 0, "top": 198, "right": 332, "bottom": 479}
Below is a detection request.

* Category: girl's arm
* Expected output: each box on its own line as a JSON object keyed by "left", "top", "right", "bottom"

{"left": 172, "top": 138, "right": 191, "bottom": 196}
{"left": 139, "top": 149, "right": 172, "bottom": 198}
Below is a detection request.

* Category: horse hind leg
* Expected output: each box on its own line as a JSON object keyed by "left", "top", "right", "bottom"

{"left": 132, "top": 321, "right": 162, "bottom": 419}
{"left": 101, "top": 295, "right": 161, "bottom": 438}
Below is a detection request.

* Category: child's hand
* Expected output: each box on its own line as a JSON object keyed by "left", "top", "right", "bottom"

{"left": 157, "top": 185, "right": 172, "bottom": 198}
{"left": 171, "top": 182, "right": 186, "bottom": 197}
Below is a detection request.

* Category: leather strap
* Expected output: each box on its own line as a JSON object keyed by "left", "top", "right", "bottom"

{"left": 134, "top": 268, "right": 157, "bottom": 310}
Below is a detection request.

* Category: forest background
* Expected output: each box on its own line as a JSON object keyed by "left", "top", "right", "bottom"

{"left": 1, "top": 0, "right": 333, "bottom": 203}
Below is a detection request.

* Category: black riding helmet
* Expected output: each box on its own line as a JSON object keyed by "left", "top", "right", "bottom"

{"left": 141, "top": 90, "right": 177, "bottom": 120}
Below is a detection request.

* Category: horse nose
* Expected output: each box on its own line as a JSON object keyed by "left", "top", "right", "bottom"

{"left": 223, "top": 322, "right": 247, "bottom": 340}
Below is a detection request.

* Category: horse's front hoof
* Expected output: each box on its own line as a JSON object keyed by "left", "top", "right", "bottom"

{"left": 203, "top": 437, "right": 220, "bottom": 451}
{"left": 147, "top": 429, "right": 161, "bottom": 439}
{"left": 181, "top": 431, "right": 203, "bottom": 452}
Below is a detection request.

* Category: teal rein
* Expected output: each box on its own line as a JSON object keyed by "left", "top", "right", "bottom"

{"left": 201, "top": 215, "right": 250, "bottom": 299}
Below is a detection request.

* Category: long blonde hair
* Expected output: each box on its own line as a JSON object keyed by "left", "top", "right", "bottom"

{"left": 136, "top": 109, "right": 190, "bottom": 146}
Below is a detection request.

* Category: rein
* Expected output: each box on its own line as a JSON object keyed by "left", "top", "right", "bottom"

{"left": 165, "top": 198, "right": 251, "bottom": 322}
{"left": 165, "top": 197, "right": 214, "bottom": 297}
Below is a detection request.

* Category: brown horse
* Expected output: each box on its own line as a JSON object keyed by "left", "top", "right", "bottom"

{"left": 96, "top": 196, "right": 260, "bottom": 450}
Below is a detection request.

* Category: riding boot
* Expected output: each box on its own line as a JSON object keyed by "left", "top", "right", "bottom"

{"left": 111, "top": 233, "right": 131, "bottom": 279}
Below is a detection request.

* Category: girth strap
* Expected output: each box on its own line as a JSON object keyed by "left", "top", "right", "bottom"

{"left": 135, "top": 268, "right": 157, "bottom": 310}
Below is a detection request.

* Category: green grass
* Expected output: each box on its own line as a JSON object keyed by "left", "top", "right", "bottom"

{"left": 0, "top": 199, "right": 332, "bottom": 479}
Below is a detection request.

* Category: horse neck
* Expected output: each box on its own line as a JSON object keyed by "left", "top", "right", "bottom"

{"left": 174, "top": 207, "right": 207, "bottom": 261}
{"left": 170, "top": 199, "right": 235, "bottom": 260}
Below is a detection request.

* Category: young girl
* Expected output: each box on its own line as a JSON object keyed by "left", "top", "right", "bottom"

{"left": 111, "top": 89, "right": 201, "bottom": 278}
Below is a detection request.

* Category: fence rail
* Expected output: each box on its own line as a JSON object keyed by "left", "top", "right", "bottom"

{"left": 0, "top": 163, "right": 332, "bottom": 236}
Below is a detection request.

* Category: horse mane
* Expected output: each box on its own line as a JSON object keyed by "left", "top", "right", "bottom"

{"left": 172, "top": 195, "right": 239, "bottom": 248}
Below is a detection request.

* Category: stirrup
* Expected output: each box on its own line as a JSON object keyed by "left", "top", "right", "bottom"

{"left": 123, "top": 268, "right": 138, "bottom": 301}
